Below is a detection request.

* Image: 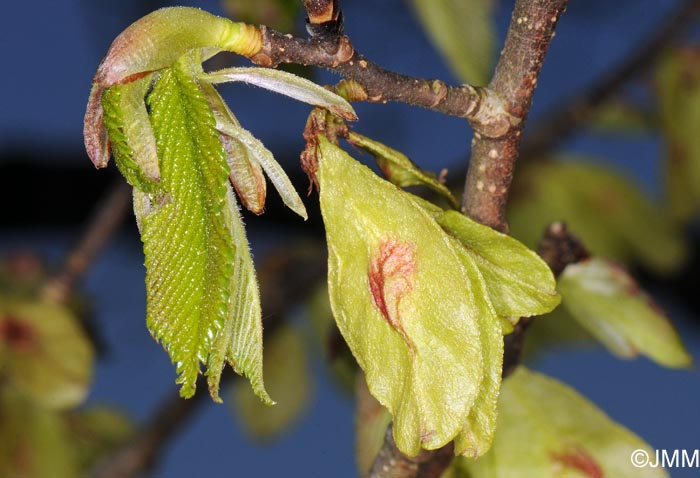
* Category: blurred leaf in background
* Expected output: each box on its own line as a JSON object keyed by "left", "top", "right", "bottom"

{"left": 410, "top": 0, "right": 495, "bottom": 85}
{"left": 449, "top": 368, "right": 668, "bottom": 478}
{"left": 558, "top": 257, "right": 691, "bottom": 368}
{"left": 223, "top": 0, "right": 300, "bottom": 35}
{"left": 508, "top": 158, "right": 687, "bottom": 275}
{"left": 587, "top": 97, "right": 656, "bottom": 134}
{"left": 656, "top": 47, "right": 700, "bottom": 223}
{"left": 230, "top": 325, "right": 313, "bottom": 440}
{"left": 354, "top": 374, "right": 391, "bottom": 475}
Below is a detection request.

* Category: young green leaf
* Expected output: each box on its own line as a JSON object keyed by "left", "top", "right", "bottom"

{"left": 85, "top": 6, "right": 264, "bottom": 168}
{"left": 355, "top": 374, "right": 392, "bottom": 474}
{"left": 0, "top": 297, "right": 94, "bottom": 410}
{"left": 200, "top": 67, "right": 357, "bottom": 120}
{"left": 451, "top": 368, "right": 668, "bottom": 478}
{"left": 346, "top": 132, "right": 458, "bottom": 208}
{"left": 317, "top": 137, "right": 502, "bottom": 456}
{"left": 411, "top": 0, "right": 495, "bottom": 85}
{"left": 133, "top": 59, "right": 269, "bottom": 402}
{"left": 558, "top": 257, "right": 691, "bottom": 368}
{"left": 508, "top": 159, "right": 687, "bottom": 275}
{"left": 437, "top": 209, "right": 560, "bottom": 325}
{"left": 230, "top": 325, "right": 311, "bottom": 439}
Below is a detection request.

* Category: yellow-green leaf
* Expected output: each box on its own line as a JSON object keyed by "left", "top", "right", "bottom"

{"left": 411, "top": 0, "right": 495, "bottom": 85}
{"left": 230, "top": 325, "right": 311, "bottom": 439}
{"left": 355, "top": 373, "right": 392, "bottom": 475}
{"left": 0, "top": 297, "right": 94, "bottom": 409}
{"left": 437, "top": 209, "right": 560, "bottom": 325}
{"left": 558, "top": 258, "right": 691, "bottom": 368}
{"left": 318, "top": 137, "right": 500, "bottom": 455}
{"left": 452, "top": 368, "right": 668, "bottom": 478}
{"left": 508, "top": 159, "right": 687, "bottom": 275}
{"left": 133, "top": 58, "right": 269, "bottom": 402}
{"left": 346, "top": 132, "right": 458, "bottom": 208}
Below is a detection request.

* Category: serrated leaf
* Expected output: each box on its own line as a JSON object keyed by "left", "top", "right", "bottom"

{"left": 346, "top": 132, "right": 458, "bottom": 208}
{"left": 558, "top": 257, "right": 691, "bottom": 368}
{"left": 0, "top": 388, "right": 80, "bottom": 478}
{"left": 656, "top": 48, "right": 700, "bottom": 222}
{"left": 437, "top": 209, "right": 560, "bottom": 325}
{"left": 411, "top": 0, "right": 495, "bottom": 85}
{"left": 102, "top": 74, "right": 161, "bottom": 191}
{"left": 85, "top": 6, "right": 264, "bottom": 167}
{"left": 133, "top": 58, "right": 269, "bottom": 402}
{"left": 230, "top": 325, "right": 311, "bottom": 439}
{"left": 0, "top": 297, "right": 94, "bottom": 409}
{"left": 317, "top": 137, "right": 502, "bottom": 456}
{"left": 200, "top": 67, "right": 357, "bottom": 120}
{"left": 508, "top": 159, "right": 687, "bottom": 275}
{"left": 451, "top": 368, "right": 668, "bottom": 478}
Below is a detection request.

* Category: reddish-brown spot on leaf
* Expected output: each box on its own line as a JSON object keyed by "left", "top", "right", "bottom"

{"left": 0, "top": 315, "right": 35, "bottom": 352}
{"left": 368, "top": 239, "right": 417, "bottom": 346}
{"left": 551, "top": 447, "right": 604, "bottom": 478}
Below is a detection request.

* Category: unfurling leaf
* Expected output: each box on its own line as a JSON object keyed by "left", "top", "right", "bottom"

{"left": 558, "top": 258, "right": 691, "bottom": 368}
{"left": 200, "top": 67, "right": 357, "bottom": 120}
{"left": 0, "top": 297, "right": 94, "bottom": 409}
{"left": 411, "top": 0, "right": 495, "bottom": 85}
{"left": 230, "top": 326, "right": 312, "bottom": 439}
{"left": 346, "top": 132, "right": 458, "bottom": 208}
{"left": 508, "top": 159, "right": 687, "bottom": 275}
{"left": 451, "top": 368, "right": 668, "bottom": 478}
{"left": 317, "top": 138, "right": 558, "bottom": 456}
{"left": 132, "top": 59, "right": 269, "bottom": 403}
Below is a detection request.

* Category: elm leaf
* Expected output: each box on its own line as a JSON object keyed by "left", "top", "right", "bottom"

{"left": 200, "top": 67, "right": 357, "bottom": 120}
{"left": 452, "top": 368, "right": 668, "bottom": 478}
{"left": 230, "top": 325, "right": 311, "bottom": 439}
{"left": 317, "top": 137, "right": 501, "bottom": 456}
{"left": 346, "top": 131, "right": 458, "bottom": 208}
{"left": 437, "top": 210, "right": 560, "bottom": 325}
{"left": 133, "top": 58, "right": 269, "bottom": 402}
{"left": 0, "top": 297, "right": 94, "bottom": 410}
{"left": 558, "top": 258, "right": 691, "bottom": 368}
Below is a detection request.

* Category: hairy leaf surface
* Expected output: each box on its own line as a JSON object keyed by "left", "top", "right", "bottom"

{"left": 558, "top": 258, "right": 691, "bottom": 368}
{"left": 452, "top": 368, "right": 668, "bottom": 478}
{"left": 134, "top": 60, "right": 269, "bottom": 401}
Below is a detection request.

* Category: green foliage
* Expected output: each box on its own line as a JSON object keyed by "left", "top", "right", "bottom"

{"left": 451, "top": 368, "right": 667, "bottom": 478}
{"left": 355, "top": 375, "right": 392, "bottom": 475}
{"left": 558, "top": 257, "right": 691, "bottom": 368}
{"left": 86, "top": 7, "right": 354, "bottom": 402}
{"left": 656, "top": 48, "right": 700, "bottom": 222}
{"left": 231, "top": 325, "right": 312, "bottom": 440}
{"left": 508, "top": 158, "right": 687, "bottom": 275}
{"left": 0, "top": 296, "right": 94, "bottom": 410}
{"left": 317, "top": 137, "right": 558, "bottom": 456}
{"left": 411, "top": 0, "right": 495, "bottom": 85}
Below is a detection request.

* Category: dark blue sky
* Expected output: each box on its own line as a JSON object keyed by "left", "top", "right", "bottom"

{"left": 1, "top": 0, "right": 698, "bottom": 476}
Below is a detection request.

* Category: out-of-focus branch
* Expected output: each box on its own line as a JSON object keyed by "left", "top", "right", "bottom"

{"left": 41, "top": 181, "right": 131, "bottom": 304}
{"left": 461, "top": 0, "right": 570, "bottom": 232}
{"left": 521, "top": 0, "right": 700, "bottom": 159}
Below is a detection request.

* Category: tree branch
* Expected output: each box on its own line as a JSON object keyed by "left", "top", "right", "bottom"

{"left": 41, "top": 181, "right": 131, "bottom": 304}
{"left": 249, "top": 12, "right": 517, "bottom": 138}
{"left": 462, "top": 0, "right": 570, "bottom": 232}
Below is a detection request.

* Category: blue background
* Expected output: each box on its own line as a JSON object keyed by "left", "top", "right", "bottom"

{"left": 1, "top": 0, "right": 698, "bottom": 476}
